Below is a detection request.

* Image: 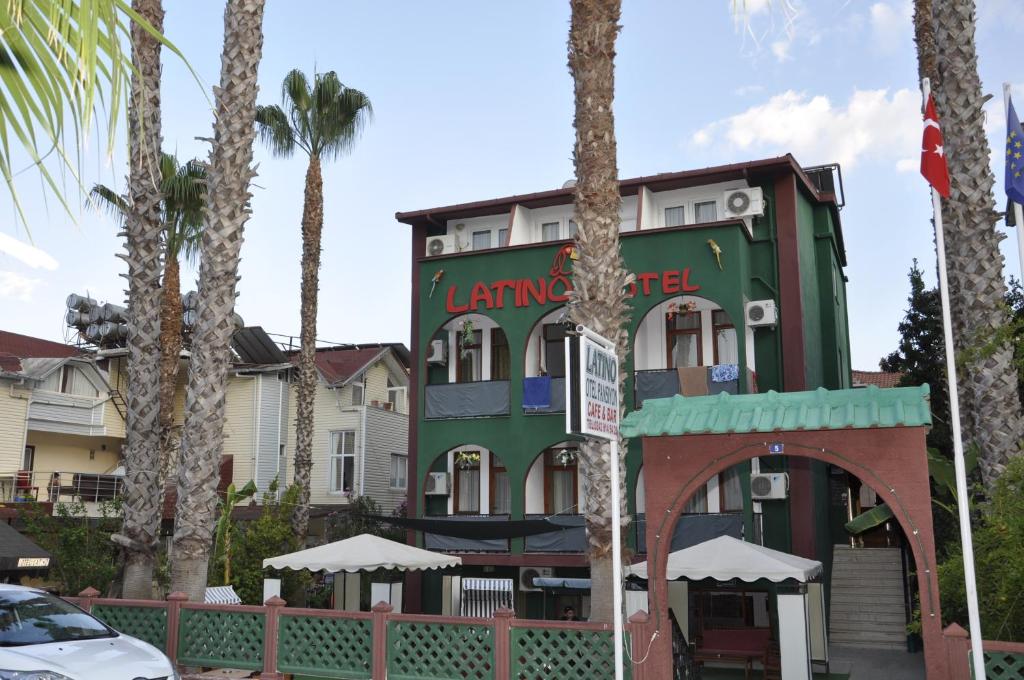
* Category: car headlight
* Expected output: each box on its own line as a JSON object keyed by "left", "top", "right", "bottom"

{"left": 0, "top": 672, "right": 74, "bottom": 680}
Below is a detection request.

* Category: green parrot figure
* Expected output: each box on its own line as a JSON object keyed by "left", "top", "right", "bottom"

{"left": 707, "top": 238, "right": 724, "bottom": 271}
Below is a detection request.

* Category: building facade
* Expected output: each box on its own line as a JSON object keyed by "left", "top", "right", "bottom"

{"left": 398, "top": 155, "right": 853, "bottom": 617}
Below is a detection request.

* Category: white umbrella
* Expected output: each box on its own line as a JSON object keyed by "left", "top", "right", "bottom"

{"left": 263, "top": 533, "right": 462, "bottom": 573}
{"left": 626, "top": 535, "right": 822, "bottom": 582}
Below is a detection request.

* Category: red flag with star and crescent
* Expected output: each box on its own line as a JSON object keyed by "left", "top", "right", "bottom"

{"left": 921, "top": 94, "right": 951, "bottom": 198}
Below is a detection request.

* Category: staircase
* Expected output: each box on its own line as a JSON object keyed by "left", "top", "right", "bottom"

{"left": 829, "top": 545, "right": 908, "bottom": 650}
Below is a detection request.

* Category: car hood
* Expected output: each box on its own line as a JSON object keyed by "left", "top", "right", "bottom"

{"left": 0, "top": 634, "right": 174, "bottom": 680}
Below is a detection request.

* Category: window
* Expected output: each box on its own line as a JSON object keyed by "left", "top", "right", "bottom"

{"left": 498, "top": 228, "right": 509, "bottom": 246}
{"left": 329, "top": 431, "right": 356, "bottom": 494}
{"left": 694, "top": 200, "right": 718, "bottom": 223}
{"left": 568, "top": 220, "right": 578, "bottom": 238}
{"left": 541, "top": 221, "right": 561, "bottom": 241}
{"left": 712, "top": 310, "right": 738, "bottom": 365}
{"left": 456, "top": 329, "right": 483, "bottom": 382}
{"left": 351, "top": 381, "right": 365, "bottom": 406}
{"left": 720, "top": 465, "right": 744, "bottom": 512}
{"left": 490, "top": 460, "right": 510, "bottom": 514}
{"left": 667, "top": 311, "right": 703, "bottom": 368}
{"left": 454, "top": 452, "right": 481, "bottom": 513}
{"left": 545, "top": 448, "right": 578, "bottom": 514}
{"left": 683, "top": 483, "right": 708, "bottom": 514}
{"left": 472, "top": 230, "right": 492, "bottom": 250}
{"left": 387, "top": 378, "right": 407, "bottom": 412}
{"left": 37, "top": 366, "right": 98, "bottom": 397}
{"left": 490, "top": 328, "right": 510, "bottom": 380}
{"left": 665, "top": 206, "right": 685, "bottom": 227}
{"left": 22, "top": 445, "right": 34, "bottom": 471}
{"left": 543, "top": 324, "right": 568, "bottom": 377}
{"left": 390, "top": 454, "right": 408, "bottom": 490}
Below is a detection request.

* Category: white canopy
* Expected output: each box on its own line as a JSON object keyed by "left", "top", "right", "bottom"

{"left": 626, "top": 535, "right": 822, "bottom": 583}
{"left": 263, "top": 533, "right": 462, "bottom": 573}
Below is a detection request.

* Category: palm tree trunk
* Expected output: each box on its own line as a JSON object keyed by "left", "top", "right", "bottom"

{"left": 116, "top": 0, "right": 165, "bottom": 600}
{"left": 567, "top": 0, "right": 631, "bottom": 624}
{"left": 170, "top": 0, "right": 266, "bottom": 602}
{"left": 157, "top": 256, "right": 184, "bottom": 495}
{"left": 292, "top": 154, "right": 324, "bottom": 539}
{"left": 930, "top": 0, "right": 1024, "bottom": 488}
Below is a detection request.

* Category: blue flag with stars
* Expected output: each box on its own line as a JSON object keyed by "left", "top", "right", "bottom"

{"left": 1008, "top": 97, "right": 1024, "bottom": 205}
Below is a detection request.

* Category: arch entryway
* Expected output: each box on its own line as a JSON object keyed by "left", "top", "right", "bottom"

{"left": 622, "top": 387, "right": 947, "bottom": 680}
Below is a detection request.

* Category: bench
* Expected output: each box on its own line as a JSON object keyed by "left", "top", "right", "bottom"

{"left": 694, "top": 627, "right": 772, "bottom": 680}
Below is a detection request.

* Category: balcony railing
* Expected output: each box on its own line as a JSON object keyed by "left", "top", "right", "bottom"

{"left": 424, "top": 381, "right": 510, "bottom": 419}
{"left": 0, "top": 470, "right": 124, "bottom": 504}
{"left": 634, "top": 512, "right": 744, "bottom": 554}
{"left": 422, "top": 514, "right": 510, "bottom": 552}
{"left": 633, "top": 366, "right": 756, "bottom": 407}
{"left": 522, "top": 376, "right": 566, "bottom": 414}
{"left": 524, "top": 514, "right": 586, "bottom": 552}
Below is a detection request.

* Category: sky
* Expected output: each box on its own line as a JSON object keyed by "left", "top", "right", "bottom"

{"left": 1, "top": 0, "right": 1022, "bottom": 370}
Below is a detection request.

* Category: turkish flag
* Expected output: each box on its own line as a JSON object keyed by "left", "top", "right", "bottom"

{"left": 921, "top": 94, "right": 951, "bottom": 198}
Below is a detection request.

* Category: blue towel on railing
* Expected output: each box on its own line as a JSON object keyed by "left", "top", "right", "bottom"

{"left": 711, "top": 364, "right": 739, "bottom": 383}
{"left": 522, "top": 376, "right": 552, "bottom": 409}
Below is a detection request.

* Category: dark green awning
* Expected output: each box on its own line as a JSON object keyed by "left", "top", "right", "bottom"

{"left": 845, "top": 503, "right": 895, "bottom": 535}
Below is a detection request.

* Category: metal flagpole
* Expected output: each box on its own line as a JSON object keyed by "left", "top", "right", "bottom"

{"left": 610, "top": 436, "right": 624, "bottom": 680}
{"left": 1004, "top": 83, "right": 1024, "bottom": 282}
{"left": 924, "top": 76, "right": 987, "bottom": 680}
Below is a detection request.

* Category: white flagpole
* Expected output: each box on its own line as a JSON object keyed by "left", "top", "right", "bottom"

{"left": 1004, "top": 83, "right": 1024, "bottom": 282}
{"left": 923, "top": 77, "right": 987, "bottom": 679}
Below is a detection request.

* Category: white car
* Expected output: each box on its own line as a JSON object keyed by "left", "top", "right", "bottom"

{"left": 0, "top": 584, "right": 179, "bottom": 680}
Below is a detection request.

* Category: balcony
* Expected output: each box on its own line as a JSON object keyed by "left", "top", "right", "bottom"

{"left": 27, "top": 393, "right": 107, "bottom": 436}
{"left": 423, "top": 515, "right": 511, "bottom": 552}
{"left": 0, "top": 470, "right": 124, "bottom": 504}
{"left": 634, "top": 512, "right": 743, "bottom": 554}
{"left": 634, "top": 366, "right": 756, "bottom": 408}
{"left": 524, "top": 514, "right": 586, "bottom": 552}
{"left": 521, "top": 377, "right": 566, "bottom": 414}
{"left": 424, "top": 380, "right": 510, "bottom": 419}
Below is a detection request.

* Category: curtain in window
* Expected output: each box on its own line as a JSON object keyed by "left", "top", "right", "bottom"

{"left": 720, "top": 465, "right": 743, "bottom": 511}
{"left": 38, "top": 370, "right": 61, "bottom": 392}
{"left": 715, "top": 327, "right": 738, "bottom": 365}
{"left": 472, "top": 230, "right": 492, "bottom": 250}
{"left": 671, "top": 334, "right": 700, "bottom": 368}
{"left": 498, "top": 228, "right": 509, "bottom": 246}
{"left": 694, "top": 201, "right": 718, "bottom": 223}
{"left": 665, "top": 206, "right": 685, "bottom": 227}
{"left": 684, "top": 483, "right": 708, "bottom": 513}
{"left": 491, "top": 329, "right": 511, "bottom": 380}
{"left": 551, "top": 469, "right": 576, "bottom": 514}
{"left": 458, "top": 468, "right": 481, "bottom": 513}
{"left": 492, "top": 471, "right": 510, "bottom": 514}
{"left": 391, "top": 455, "right": 407, "bottom": 489}
{"left": 542, "top": 222, "right": 561, "bottom": 241}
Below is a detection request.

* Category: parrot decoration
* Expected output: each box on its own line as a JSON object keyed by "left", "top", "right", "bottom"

{"left": 707, "top": 239, "right": 723, "bottom": 271}
{"left": 429, "top": 269, "right": 445, "bottom": 298}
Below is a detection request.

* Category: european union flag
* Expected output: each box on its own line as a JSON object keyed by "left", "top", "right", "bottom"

{"left": 1007, "top": 97, "right": 1024, "bottom": 205}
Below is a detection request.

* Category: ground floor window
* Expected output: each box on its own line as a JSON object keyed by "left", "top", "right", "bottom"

{"left": 390, "top": 453, "right": 408, "bottom": 490}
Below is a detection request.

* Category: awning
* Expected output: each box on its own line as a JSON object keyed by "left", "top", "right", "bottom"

{"left": 0, "top": 523, "right": 50, "bottom": 571}
{"left": 364, "top": 514, "right": 568, "bottom": 539}
{"left": 205, "top": 585, "right": 242, "bottom": 605}
{"left": 844, "top": 503, "right": 895, "bottom": 535}
{"left": 263, "top": 533, "right": 461, "bottom": 573}
{"left": 533, "top": 577, "right": 591, "bottom": 590}
{"left": 627, "top": 535, "right": 822, "bottom": 583}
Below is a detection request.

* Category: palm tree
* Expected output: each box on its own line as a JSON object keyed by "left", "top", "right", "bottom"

{"left": 915, "top": 0, "right": 1024, "bottom": 488}
{"left": 255, "top": 70, "right": 372, "bottom": 539}
{"left": 91, "top": 152, "right": 207, "bottom": 497}
{"left": 566, "top": 0, "right": 633, "bottom": 624}
{"left": 170, "top": 0, "right": 267, "bottom": 602}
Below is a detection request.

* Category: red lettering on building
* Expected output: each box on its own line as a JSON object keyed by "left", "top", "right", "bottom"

{"left": 469, "top": 282, "right": 494, "bottom": 310}
{"left": 548, "top": 275, "right": 571, "bottom": 302}
{"left": 637, "top": 272, "right": 659, "bottom": 296}
{"left": 662, "top": 270, "right": 681, "bottom": 294}
{"left": 491, "top": 280, "right": 515, "bottom": 309}
{"left": 446, "top": 286, "right": 469, "bottom": 314}
{"left": 682, "top": 267, "right": 700, "bottom": 292}
{"left": 522, "top": 277, "right": 547, "bottom": 306}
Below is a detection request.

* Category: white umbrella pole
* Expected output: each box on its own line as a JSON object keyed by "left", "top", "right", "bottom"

{"left": 1004, "top": 83, "right": 1024, "bottom": 282}
{"left": 925, "top": 75, "right": 987, "bottom": 680}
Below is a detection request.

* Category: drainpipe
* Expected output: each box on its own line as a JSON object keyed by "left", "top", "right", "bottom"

{"left": 359, "top": 375, "right": 368, "bottom": 496}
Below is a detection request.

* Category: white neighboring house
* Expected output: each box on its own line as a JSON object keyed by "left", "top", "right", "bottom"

{"left": 286, "top": 343, "right": 410, "bottom": 513}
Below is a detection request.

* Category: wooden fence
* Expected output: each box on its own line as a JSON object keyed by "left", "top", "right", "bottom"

{"left": 943, "top": 624, "right": 1024, "bottom": 679}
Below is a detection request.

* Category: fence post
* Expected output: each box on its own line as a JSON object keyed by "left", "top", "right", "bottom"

{"left": 371, "top": 601, "right": 393, "bottom": 680}
{"left": 260, "top": 595, "right": 286, "bottom": 680}
{"left": 944, "top": 623, "right": 973, "bottom": 680}
{"left": 76, "top": 587, "right": 99, "bottom": 613}
{"left": 493, "top": 607, "right": 514, "bottom": 680}
{"left": 165, "top": 591, "right": 188, "bottom": 666}
{"left": 627, "top": 610, "right": 653, "bottom": 680}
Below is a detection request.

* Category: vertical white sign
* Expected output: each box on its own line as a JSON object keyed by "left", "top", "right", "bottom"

{"left": 566, "top": 330, "right": 619, "bottom": 440}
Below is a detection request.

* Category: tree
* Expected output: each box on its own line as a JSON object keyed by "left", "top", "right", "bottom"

{"left": 914, "top": 0, "right": 1024, "bottom": 488}
{"left": 170, "top": 0, "right": 267, "bottom": 601}
{"left": 566, "top": 0, "right": 634, "bottom": 624}
{"left": 91, "top": 153, "right": 207, "bottom": 494}
{"left": 255, "top": 70, "right": 372, "bottom": 539}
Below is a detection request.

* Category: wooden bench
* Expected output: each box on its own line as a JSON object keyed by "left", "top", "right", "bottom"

{"left": 694, "top": 628, "right": 772, "bottom": 680}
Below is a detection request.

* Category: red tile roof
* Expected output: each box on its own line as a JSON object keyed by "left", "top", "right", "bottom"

{"left": 0, "top": 330, "right": 79, "bottom": 360}
{"left": 294, "top": 346, "right": 388, "bottom": 385}
{"left": 852, "top": 370, "right": 904, "bottom": 389}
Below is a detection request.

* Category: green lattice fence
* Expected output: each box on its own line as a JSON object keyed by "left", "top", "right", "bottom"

{"left": 510, "top": 626, "right": 629, "bottom": 680}
{"left": 176, "top": 608, "right": 265, "bottom": 670}
{"left": 387, "top": 619, "right": 495, "bottom": 680}
{"left": 91, "top": 604, "right": 167, "bottom": 650}
{"left": 975, "top": 650, "right": 1024, "bottom": 679}
{"left": 278, "top": 613, "right": 373, "bottom": 679}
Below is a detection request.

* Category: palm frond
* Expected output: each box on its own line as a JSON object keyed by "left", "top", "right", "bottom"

{"left": 89, "top": 183, "right": 128, "bottom": 221}
{"left": 255, "top": 104, "right": 296, "bottom": 157}
{"left": 161, "top": 154, "right": 207, "bottom": 263}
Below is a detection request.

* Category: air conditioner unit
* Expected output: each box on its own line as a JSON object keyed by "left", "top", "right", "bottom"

{"left": 425, "top": 472, "right": 450, "bottom": 496}
{"left": 425, "top": 234, "right": 456, "bottom": 257}
{"left": 750, "top": 472, "right": 789, "bottom": 500}
{"left": 426, "top": 339, "right": 448, "bottom": 365}
{"left": 745, "top": 299, "right": 778, "bottom": 328}
{"left": 723, "top": 187, "right": 765, "bottom": 219}
{"left": 519, "top": 566, "right": 554, "bottom": 592}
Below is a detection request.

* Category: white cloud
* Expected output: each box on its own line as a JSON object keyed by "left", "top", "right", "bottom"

{"left": 869, "top": 1, "right": 912, "bottom": 53}
{"left": 691, "top": 88, "right": 921, "bottom": 169}
{"left": 0, "top": 271, "right": 41, "bottom": 301}
{"left": 896, "top": 158, "right": 918, "bottom": 173}
{"left": 770, "top": 39, "right": 792, "bottom": 62}
{"left": 0, "top": 233, "right": 58, "bottom": 271}
{"left": 734, "top": 84, "right": 766, "bottom": 97}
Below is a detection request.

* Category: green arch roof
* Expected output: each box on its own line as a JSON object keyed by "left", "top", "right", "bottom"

{"left": 620, "top": 384, "right": 932, "bottom": 438}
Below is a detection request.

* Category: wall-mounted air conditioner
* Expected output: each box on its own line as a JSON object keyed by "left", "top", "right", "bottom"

{"left": 750, "top": 472, "right": 789, "bottom": 500}
{"left": 723, "top": 187, "right": 765, "bottom": 219}
{"left": 425, "top": 472, "right": 450, "bottom": 495}
{"left": 745, "top": 299, "right": 778, "bottom": 328}
{"left": 425, "top": 234, "right": 456, "bottom": 257}
{"left": 426, "top": 339, "right": 448, "bottom": 365}
{"left": 519, "top": 566, "right": 554, "bottom": 592}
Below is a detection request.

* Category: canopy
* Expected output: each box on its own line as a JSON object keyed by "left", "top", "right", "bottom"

{"left": 205, "top": 585, "right": 242, "bottom": 605}
{"left": 844, "top": 503, "right": 895, "bottom": 535}
{"left": 626, "top": 535, "right": 822, "bottom": 583}
{"left": 263, "top": 533, "right": 461, "bottom": 573}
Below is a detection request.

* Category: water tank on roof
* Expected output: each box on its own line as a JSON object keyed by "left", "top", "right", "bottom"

{"left": 101, "top": 303, "right": 127, "bottom": 323}
{"left": 66, "top": 293, "right": 97, "bottom": 311}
